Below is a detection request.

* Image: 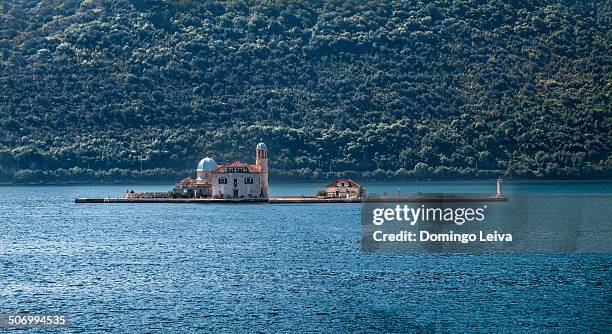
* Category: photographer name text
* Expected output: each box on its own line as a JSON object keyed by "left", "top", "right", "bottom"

{"left": 369, "top": 204, "right": 512, "bottom": 244}
{"left": 373, "top": 230, "right": 512, "bottom": 243}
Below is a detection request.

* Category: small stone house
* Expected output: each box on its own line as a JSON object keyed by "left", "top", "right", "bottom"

{"left": 324, "top": 179, "right": 365, "bottom": 199}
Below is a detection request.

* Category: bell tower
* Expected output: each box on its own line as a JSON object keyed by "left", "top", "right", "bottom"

{"left": 256, "top": 142, "right": 269, "bottom": 198}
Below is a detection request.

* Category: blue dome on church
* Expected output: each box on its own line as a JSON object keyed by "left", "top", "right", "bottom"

{"left": 197, "top": 157, "right": 217, "bottom": 171}
{"left": 257, "top": 142, "right": 267, "bottom": 149}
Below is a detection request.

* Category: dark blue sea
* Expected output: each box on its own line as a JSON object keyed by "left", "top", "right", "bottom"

{"left": 1, "top": 181, "right": 610, "bottom": 332}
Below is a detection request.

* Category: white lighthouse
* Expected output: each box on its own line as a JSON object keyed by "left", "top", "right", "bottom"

{"left": 496, "top": 177, "right": 503, "bottom": 198}
{"left": 256, "top": 142, "right": 269, "bottom": 198}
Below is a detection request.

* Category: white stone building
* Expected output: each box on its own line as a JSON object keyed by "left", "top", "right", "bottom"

{"left": 174, "top": 142, "right": 269, "bottom": 199}
{"left": 324, "top": 179, "right": 364, "bottom": 198}
{"left": 212, "top": 161, "right": 264, "bottom": 199}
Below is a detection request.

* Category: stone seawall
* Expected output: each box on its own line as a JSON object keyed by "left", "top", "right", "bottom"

{"left": 75, "top": 195, "right": 507, "bottom": 204}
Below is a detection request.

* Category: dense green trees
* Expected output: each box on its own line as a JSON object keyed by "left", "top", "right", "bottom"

{"left": 0, "top": 0, "right": 610, "bottom": 183}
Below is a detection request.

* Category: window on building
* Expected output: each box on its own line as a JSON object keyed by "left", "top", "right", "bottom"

{"left": 218, "top": 178, "right": 227, "bottom": 184}
{"left": 245, "top": 178, "right": 253, "bottom": 184}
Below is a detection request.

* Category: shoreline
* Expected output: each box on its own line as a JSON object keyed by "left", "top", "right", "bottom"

{"left": 75, "top": 195, "right": 509, "bottom": 204}
{"left": 2, "top": 178, "right": 612, "bottom": 187}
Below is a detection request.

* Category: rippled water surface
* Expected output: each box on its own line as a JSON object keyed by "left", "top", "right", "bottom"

{"left": 1, "top": 181, "right": 610, "bottom": 332}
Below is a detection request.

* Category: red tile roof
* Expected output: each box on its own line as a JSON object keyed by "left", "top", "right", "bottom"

{"left": 325, "top": 179, "right": 361, "bottom": 188}
{"left": 225, "top": 160, "right": 249, "bottom": 168}
{"left": 177, "top": 177, "right": 195, "bottom": 185}
{"left": 247, "top": 164, "right": 261, "bottom": 172}
{"left": 214, "top": 161, "right": 261, "bottom": 173}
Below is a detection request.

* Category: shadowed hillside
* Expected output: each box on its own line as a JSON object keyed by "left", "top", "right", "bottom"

{"left": 0, "top": 0, "right": 610, "bottom": 183}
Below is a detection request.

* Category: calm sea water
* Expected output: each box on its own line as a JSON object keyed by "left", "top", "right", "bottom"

{"left": 0, "top": 181, "right": 610, "bottom": 332}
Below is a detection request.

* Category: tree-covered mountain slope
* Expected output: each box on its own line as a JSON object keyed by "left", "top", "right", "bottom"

{"left": 1, "top": 0, "right": 610, "bottom": 182}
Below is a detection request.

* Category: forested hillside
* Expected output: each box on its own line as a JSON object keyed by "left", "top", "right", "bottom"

{"left": 1, "top": 0, "right": 610, "bottom": 183}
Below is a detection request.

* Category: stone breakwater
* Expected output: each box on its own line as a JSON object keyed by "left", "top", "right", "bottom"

{"left": 75, "top": 195, "right": 507, "bottom": 204}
